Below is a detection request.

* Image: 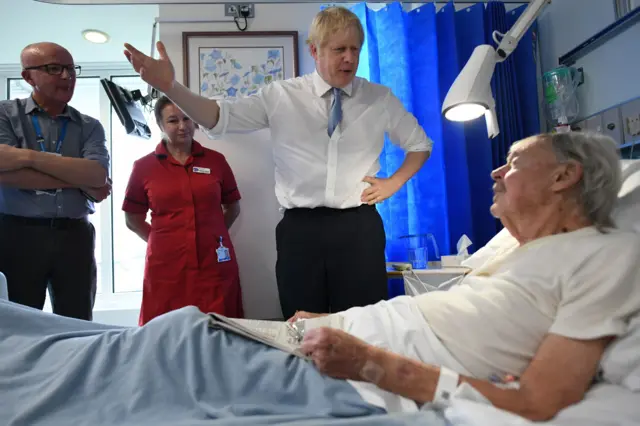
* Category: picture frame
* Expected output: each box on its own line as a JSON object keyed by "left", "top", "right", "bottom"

{"left": 182, "top": 31, "right": 299, "bottom": 99}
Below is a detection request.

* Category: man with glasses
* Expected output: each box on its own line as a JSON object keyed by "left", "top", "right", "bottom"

{"left": 0, "top": 42, "right": 111, "bottom": 320}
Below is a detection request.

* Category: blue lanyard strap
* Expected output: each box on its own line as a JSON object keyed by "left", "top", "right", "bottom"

{"left": 31, "top": 115, "right": 69, "bottom": 154}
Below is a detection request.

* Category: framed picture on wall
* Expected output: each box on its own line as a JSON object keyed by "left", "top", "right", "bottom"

{"left": 182, "top": 31, "right": 299, "bottom": 99}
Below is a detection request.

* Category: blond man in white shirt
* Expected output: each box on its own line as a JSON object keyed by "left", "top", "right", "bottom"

{"left": 124, "top": 7, "right": 432, "bottom": 319}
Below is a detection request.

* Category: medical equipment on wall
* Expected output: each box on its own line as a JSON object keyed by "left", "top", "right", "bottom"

{"left": 442, "top": 0, "right": 551, "bottom": 138}
{"left": 542, "top": 66, "right": 582, "bottom": 133}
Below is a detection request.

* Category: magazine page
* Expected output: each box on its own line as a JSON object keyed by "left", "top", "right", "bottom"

{"left": 208, "top": 313, "right": 346, "bottom": 358}
{"left": 208, "top": 314, "right": 306, "bottom": 358}
{"left": 301, "top": 314, "right": 345, "bottom": 332}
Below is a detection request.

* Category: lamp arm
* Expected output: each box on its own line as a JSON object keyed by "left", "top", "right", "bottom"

{"left": 146, "top": 18, "right": 160, "bottom": 100}
{"left": 495, "top": 0, "right": 550, "bottom": 61}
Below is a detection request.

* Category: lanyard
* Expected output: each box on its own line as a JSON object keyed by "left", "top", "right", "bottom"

{"left": 31, "top": 115, "right": 68, "bottom": 154}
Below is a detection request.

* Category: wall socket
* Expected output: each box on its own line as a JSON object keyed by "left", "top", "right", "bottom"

{"left": 225, "top": 3, "right": 255, "bottom": 18}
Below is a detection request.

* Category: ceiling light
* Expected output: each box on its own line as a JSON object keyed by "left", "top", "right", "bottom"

{"left": 82, "top": 30, "right": 110, "bottom": 44}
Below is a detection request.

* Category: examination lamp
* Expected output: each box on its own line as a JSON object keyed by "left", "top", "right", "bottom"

{"left": 441, "top": 0, "right": 551, "bottom": 138}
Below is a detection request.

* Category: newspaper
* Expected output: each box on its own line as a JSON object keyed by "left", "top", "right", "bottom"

{"left": 208, "top": 313, "right": 344, "bottom": 359}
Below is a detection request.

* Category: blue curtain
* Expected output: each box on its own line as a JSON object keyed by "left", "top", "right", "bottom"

{"left": 350, "top": 1, "right": 539, "bottom": 263}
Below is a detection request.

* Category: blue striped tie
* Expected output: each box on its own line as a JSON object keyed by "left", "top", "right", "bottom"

{"left": 327, "top": 87, "right": 342, "bottom": 137}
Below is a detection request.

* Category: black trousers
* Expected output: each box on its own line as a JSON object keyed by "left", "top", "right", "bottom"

{"left": 0, "top": 214, "right": 97, "bottom": 320}
{"left": 275, "top": 204, "right": 388, "bottom": 319}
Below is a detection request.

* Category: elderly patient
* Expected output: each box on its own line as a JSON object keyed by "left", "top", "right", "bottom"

{"left": 297, "top": 131, "right": 640, "bottom": 421}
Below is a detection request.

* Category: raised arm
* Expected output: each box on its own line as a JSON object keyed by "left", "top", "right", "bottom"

{"left": 124, "top": 41, "right": 269, "bottom": 134}
{"left": 124, "top": 42, "right": 220, "bottom": 129}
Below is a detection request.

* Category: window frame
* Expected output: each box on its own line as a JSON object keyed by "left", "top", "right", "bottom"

{"left": 0, "top": 63, "right": 144, "bottom": 311}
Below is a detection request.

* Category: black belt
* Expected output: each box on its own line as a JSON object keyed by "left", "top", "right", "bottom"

{"left": 0, "top": 213, "right": 88, "bottom": 229}
{"left": 285, "top": 204, "right": 376, "bottom": 216}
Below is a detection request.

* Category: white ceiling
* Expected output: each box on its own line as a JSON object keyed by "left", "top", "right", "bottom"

{"left": 0, "top": 0, "right": 158, "bottom": 66}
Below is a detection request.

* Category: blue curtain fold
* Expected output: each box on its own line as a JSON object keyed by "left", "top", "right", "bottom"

{"left": 349, "top": 1, "right": 540, "bottom": 262}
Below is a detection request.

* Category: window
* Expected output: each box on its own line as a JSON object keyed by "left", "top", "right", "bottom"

{"left": 4, "top": 69, "right": 156, "bottom": 310}
{"left": 110, "top": 76, "right": 160, "bottom": 293}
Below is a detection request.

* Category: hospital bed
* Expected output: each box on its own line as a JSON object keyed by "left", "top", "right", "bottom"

{"left": 0, "top": 160, "right": 639, "bottom": 426}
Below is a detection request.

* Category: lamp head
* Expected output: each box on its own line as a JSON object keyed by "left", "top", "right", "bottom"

{"left": 442, "top": 44, "right": 500, "bottom": 138}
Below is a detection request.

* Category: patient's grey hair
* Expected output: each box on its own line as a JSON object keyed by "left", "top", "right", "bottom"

{"left": 543, "top": 131, "right": 621, "bottom": 230}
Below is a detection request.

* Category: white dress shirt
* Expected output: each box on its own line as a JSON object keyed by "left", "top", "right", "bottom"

{"left": 204, "top": 71, "right": 433, "bottom": 210}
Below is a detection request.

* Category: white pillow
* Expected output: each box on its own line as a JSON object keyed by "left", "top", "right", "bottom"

{"left": 461, "top": 227, "right": 515, "bottom": 269}
{"left": 613, "top": 160, "right": 640, "bottom": 233}
{"left": 601, "top": 314, "right": 640, "bottom": 391}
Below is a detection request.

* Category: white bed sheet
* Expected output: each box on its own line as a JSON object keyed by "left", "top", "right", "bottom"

{"left": 445, "top": 383, "right": 639, "bottom": 426}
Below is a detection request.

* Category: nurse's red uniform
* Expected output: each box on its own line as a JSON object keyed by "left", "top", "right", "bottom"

{"left": 123, "top": 141, "right": 244, "bottom": 325}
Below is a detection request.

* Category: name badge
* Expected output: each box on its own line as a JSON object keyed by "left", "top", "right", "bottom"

{"left": 216, "top": 237, "right": 231, "bottom": 263}
{"left": 193, "top": 167, "right": 211, "bottom": 174}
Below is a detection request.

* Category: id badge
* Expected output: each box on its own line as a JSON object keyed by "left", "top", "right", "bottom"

{"left": 216, "top": 237, "right": 231, "bottom": 263}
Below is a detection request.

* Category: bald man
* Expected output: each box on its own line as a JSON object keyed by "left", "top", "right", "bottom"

{"left": 0, "top": 42, "right": 111, "bottom": 320}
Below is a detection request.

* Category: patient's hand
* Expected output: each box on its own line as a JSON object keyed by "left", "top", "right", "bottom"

{"left": 286, "top": 311, "right": 327, "bottom": 323}
{"left": 301, "top": 327, "right": 370, "bottom": 381}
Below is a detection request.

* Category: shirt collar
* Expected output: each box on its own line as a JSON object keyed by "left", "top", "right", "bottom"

{"left": 155, "top": 140, "right": 205, "bottom": 161}
{"left": 312, "top": 70, "right": 353, "bottom": 97}
{"left": 25, "top": 95, "right": 77, "bottom": 122}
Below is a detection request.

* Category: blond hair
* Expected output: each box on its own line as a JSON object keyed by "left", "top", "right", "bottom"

{"left": 306, "top": 7, "right": 365, "bottom": 47}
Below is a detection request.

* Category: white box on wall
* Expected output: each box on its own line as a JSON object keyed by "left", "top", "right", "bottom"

{"left": 620, "top": 98, "right": 640, "bottom": 144}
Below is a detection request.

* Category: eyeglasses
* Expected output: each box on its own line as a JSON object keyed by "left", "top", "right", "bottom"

{"left": 23, "top": 63, "right": 82, "bottom": 77}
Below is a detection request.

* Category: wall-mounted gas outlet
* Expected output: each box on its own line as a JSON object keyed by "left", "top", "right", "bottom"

{"left": 627, "top": 115, "right": 640, "bottom": 137}
{"left": 225, "top": 3, "right": 255, "bottom": 18}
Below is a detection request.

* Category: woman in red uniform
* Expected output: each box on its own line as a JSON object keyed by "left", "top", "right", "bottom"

{"left": 122, "top": 96, "right": 243, "bottom": 325}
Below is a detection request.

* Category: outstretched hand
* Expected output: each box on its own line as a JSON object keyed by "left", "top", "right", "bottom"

{"left": 124, "top": 41, "right": 175, "bottom": 93}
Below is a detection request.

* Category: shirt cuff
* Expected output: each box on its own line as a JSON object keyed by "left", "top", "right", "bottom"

{"left": 404, "top": 132, "right": 434, "bottom": 153}
{"left": 222, "top": 189, "right": 241, "bottom": 204}
{"left": 122, "top": 198, "right": 149, "bottom": 214}
{"left": 84, "top": 154, "right": 110, "bottom": 172}
{"left": 201, "top": 101, "right": 228, "bottom": 139}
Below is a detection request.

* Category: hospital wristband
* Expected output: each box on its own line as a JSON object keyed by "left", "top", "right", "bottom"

{"left": 433, "top": 366, "right": 460, "bottom": 408}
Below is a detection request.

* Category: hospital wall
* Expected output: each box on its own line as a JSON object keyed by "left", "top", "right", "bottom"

{"left": 158, "top": 3, "right": 321, "bottom": 320}
{"left": 537, "top": 0, "right": 640, "bottom": 120}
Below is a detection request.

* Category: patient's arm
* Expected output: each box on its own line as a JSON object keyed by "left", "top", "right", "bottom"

{"left": 365, "top": 333, "right": 610, "bottom": 422}
{"left": 303, "top": 328, "right": 610, "bottom": 422}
